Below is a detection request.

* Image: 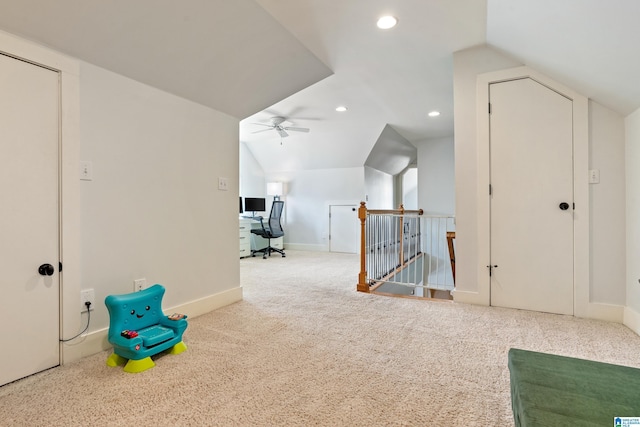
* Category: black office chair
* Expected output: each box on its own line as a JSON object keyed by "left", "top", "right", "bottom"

{"left": 251, "top": 200, "right": 286, "bottom": 259}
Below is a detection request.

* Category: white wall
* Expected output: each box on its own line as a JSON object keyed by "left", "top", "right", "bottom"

{"left": 239, "top": 141, "right": 265, "bottom": 200}
{"left": 589, "top": 101, "right": 626, "bottom": 305}
{"left": 453, "top": 45, "right": 627, "bottom": 320}
{"left": 625, "top": 108, "right": 640, "bottom": 332}
{"left": 402, "top": 168, "right": 418, "bottom": 210}
{"left": 416, "top": 136, "right": 455, "bottom": 216}
{"left": 365, "top": 166, "right": 394, "bottom": 209}
{"left": 268, "top": 167, "right": 365, "bottom": 251}
{"left": 79, "top": 62, "right": 241, "bottom": 334}
{"left": 453, "top": 45, "right": 522, "bottom": 294}
{"left": 0, "top": 30, "right": 243, "bottom": 363}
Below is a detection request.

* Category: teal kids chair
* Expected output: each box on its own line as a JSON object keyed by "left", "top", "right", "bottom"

{"left": 105, "top": 284, "right": 188, "bottom": 373}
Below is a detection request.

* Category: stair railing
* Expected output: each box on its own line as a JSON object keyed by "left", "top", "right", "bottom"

{"left": 357, "top": 202, "right": 424, "bottom": 293}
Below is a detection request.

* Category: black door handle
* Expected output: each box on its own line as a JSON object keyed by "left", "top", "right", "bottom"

{"left": 559, "top": 202, "right": 570, "bottom": 211}
{"left": 38, "top": 263, "right": 55, "bottom": 276}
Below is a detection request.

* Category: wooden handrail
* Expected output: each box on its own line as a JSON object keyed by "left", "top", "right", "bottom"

{"left": 367, "top": 208, "right": 424, "bottom": 215}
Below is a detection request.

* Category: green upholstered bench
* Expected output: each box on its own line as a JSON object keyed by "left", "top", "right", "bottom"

{"left": 508, "top": 348, "right": 640, "bottom": 426}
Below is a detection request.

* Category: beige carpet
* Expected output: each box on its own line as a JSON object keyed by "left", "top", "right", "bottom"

{"left": 2, "top": 250, "right": 640, "bottom": 426}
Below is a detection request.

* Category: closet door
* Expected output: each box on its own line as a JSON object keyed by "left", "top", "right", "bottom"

{"left": 489, "top": 77, "right": 574, "bottom": 315}
{"left": 0, "top": 53, "right": 60, "bottom": 385}
{"left": 330, "top": 205, "right": 358, "bottom": 253}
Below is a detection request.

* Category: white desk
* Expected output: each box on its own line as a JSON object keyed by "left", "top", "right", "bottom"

{"left": 239, "top": 217, "right": 284, "bottom": 258}
{"left": 239, "top": 218, "right": 252, "bottom": 258}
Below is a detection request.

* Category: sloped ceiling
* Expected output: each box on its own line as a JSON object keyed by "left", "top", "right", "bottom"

{"left": 365, "top": 125, "right": 417, "bottom": 176}
{"left": 0, "top": 0, "right": 332, "bottom": 120}
{"left": 243, "top": 0, "right": 640, "bottom": 174}
{"left": 1, "top": 1, "right": 639, "bottom": 175}
{"left": 487, "top": 0, "right": 640, "bottom": 115}
{"left": 243, "top": 0, "right": 487, "bottom": 173}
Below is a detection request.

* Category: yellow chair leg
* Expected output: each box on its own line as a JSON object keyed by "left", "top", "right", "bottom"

{"left": 106, "top": 353, "right": 127, "bottom": 367}
{"left": 123, "top": 357, "right": 155, "bottom": 373}
{"left": 169, "top": 341, "right": 187, "bottom": 355}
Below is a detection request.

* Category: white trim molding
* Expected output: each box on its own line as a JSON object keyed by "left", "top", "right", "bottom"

{"left": 473, "top": 66, "right": 618, "bottom": 322}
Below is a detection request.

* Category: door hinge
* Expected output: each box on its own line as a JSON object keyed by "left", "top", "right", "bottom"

{"left": 59, "top": 261, "right": 63, "bottom": 272}
{"left": 573, "top": 203, "right": 576, "bottom": 210}
{"left": 489, "top": 184, "right": 493, "bottom": 195}
{"left": 488, "top": 103, "right": 492, "bottom": 114}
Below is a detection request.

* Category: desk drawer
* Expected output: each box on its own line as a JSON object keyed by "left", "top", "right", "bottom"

{"left": 239, "top": 218, "right": 252, "bottom": 258}
{"left": 239, "top": 243, "right": 251, "bottom": 258}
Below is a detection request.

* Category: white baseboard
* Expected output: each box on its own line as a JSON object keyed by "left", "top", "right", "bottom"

{"left": 451, "top": 289, "right": 487, "bottom": 306}
{"left": 451, "top": 289, "right": 626, "bottom": 326}
{"left": 62, "top": 286, "right": 243, "bottom": 364}
{"left": 61, "top": 326, "right": 111, "bottom": 364}
{"left": 168, "top": 286, "right": 243, "bottom": 318}
{"left": 284, "top": 243, "right": 327, "bottom": 252}
{"left": 577, "top": 302, "right": 624, "bottom": 324}
{"left": 624, "top": 306, "right": 640, "bottom": 336}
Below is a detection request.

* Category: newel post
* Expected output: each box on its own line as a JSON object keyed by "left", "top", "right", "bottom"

{"left": 357, "top": 201, "right": 369, "bottom": 292}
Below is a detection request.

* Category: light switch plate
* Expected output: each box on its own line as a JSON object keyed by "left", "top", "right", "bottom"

{"left": 589, "top": 169, "right": 600, "bottom": 184}
{"left": 218, "top": 177, "right": 229, "bottom": 191}
{"left": 80, "top": 161, "right": 93, "bottom": 181}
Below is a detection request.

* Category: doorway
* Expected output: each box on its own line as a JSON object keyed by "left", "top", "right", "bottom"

{"left": 488, "top": 78, "right": 574, "bottom": 315}
{"left": 329, "top": 205, "right": 359, "bottom": 253}
{"left": 0, "top": 53, "right": 61, "bottom": 385}
{"left": 401, "top": 167, "right": 418, "bottom": 210}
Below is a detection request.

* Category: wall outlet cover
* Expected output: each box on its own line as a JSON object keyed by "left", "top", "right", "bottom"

{"left": 80, "top": 289, "right": 95, "bottom": 312}
{"left": 134, "top": 278, "right": 147, "bottom": 292}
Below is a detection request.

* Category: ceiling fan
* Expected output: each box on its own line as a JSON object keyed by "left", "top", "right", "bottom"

{"left": 251, "top": 116, "right": 310, "bottom": 138}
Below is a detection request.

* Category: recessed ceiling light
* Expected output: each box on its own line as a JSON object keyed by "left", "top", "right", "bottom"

{"left": 428, "top": 111, "right": 440, "bottom": 117}
{"left": 335, "top": 106, "right": 348, "bottom": 112}
{"left": 376, "top": 16, "right": 397, "bottom": 30}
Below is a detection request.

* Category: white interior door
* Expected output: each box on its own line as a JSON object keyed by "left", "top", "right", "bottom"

{"left": 0, "top": 54, "right": 60, "bottom": 385}
{"left": 329, "top": 205, "right": 358, "bottom": 253}
{"left": 489, "top": 78, "right": 574, "bottom": 315}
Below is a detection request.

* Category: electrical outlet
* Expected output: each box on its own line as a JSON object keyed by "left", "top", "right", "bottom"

{"left": 134, "top": 278, "right": 147, "bottom": 292}
{"left": 80, "top": 289, "right": 95, "bottom": 312}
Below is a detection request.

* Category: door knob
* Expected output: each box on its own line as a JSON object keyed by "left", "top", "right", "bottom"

{"left": 38, "top": 263, "right": 55, "bottom": 276}
{"left": 559, "top": 202, "right": 570, "bottom": 211}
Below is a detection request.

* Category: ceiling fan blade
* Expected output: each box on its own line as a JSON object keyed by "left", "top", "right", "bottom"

{"left": 271, "top": 116, "right": 287, "bottom": 126}
{"left": 251, "top": 128, "right": 274, "bottom": 134}
{"left": 277, "top": 128, "right": 289, "bottom": 138}
{"left": 284, "top": 127, "right": 310, "bottom": 133}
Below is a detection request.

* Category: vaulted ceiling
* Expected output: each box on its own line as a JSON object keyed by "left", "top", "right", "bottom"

{"left": 0, "top": 1, "right": 638, "bottom": 174}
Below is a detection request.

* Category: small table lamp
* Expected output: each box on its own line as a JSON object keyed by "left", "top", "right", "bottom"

{"left": 266, "top": 182, "right": 284, "bottom": 201}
